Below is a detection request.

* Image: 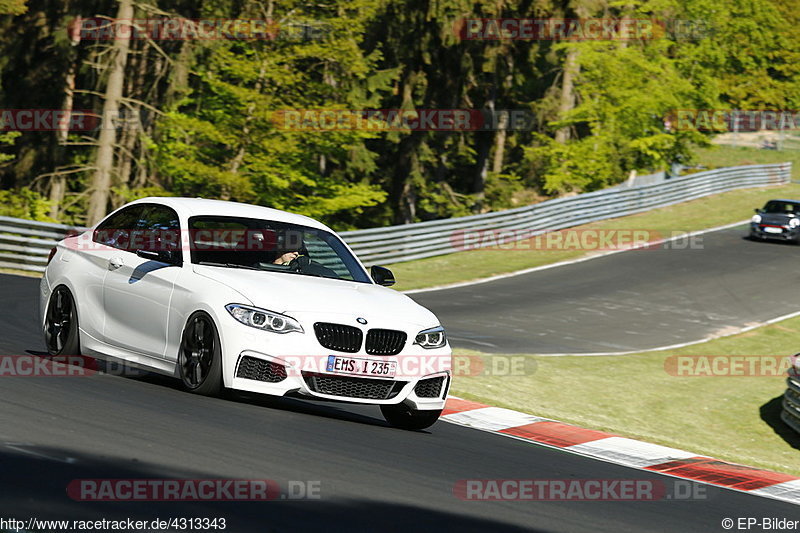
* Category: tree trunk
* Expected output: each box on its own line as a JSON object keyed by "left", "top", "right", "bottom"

{"left": 164, "top": 42, "right": 192, "bottom": 107}
{"left": 492, "top": 111, "right": 509, "bottom": 174}
{"left": 227, "top": 0, "right": 272, "bottom": 189}
{"left": 49, "top": 58, "right": 76, "bottom": 219}
{"left": 391, "top": 68, "right": 421, "bottom": 224}
{"left": 116, "top": 41, "right": 147, "bottom": 205}
{"left": 554, "top": 46, "right": 579, "bottom": 144}
{"left": 473, "top": 133, "right": 491, "bottom": 212}
{"left": 86, "top": 0, "right": 134, "bottom": 225}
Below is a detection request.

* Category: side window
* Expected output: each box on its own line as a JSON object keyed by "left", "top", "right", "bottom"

{"left": 136, "top": 205, "right": 182, "bottom": 256}
{"left": 92, "top": 205, "right": 145, "bottom": 251}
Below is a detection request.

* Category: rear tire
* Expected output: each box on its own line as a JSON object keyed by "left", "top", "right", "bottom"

{"left": 43, "top": 286, "right": 80, "bottom": 356}
{"left": 178, "top": 312, "right": 223, "bottom": 396}
{"left": 381, "top": 403, "right": 442, "bottom": 430}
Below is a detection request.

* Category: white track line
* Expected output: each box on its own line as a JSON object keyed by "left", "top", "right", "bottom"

{"left": 531, "top": 308, "right": 800, "bottom": 357}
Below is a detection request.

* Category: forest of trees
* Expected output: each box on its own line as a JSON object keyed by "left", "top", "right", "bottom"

{"left": 0, "top": 0, "right": 798, "bottom": 230}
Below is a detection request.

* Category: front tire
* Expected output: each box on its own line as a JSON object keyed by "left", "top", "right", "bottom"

{"left": 43, "top": 286, "right": 80, "bottom": 356}
{"left": 178, "top": 312, "right": 223, "bottom": 396}
{"left": 381, "top": 403, "right": 442, "bottom": 430}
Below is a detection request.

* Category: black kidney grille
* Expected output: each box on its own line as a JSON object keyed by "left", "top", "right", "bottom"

{"left": 314, "top": 322, "right": 363, "bottom": 353}
{"left": 366, "top": 329, "right": 407, "bottom": 355}
{"left": 236, "top": 356, "right": 287, "bottom": 383}
{"left": 303, "top": 373, "right": 405, "bottom": 400}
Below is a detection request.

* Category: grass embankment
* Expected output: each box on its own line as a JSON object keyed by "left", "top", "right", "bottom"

{"left": 695, "top": 144, "right": 800, "bottom": 170}
{"left": 450, "top": 316, "right": 800, "bottom": 476}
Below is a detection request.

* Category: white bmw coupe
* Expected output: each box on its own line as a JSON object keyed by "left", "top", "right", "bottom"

{"left": 40, "top": 198, "right": 451, "bottom": 429}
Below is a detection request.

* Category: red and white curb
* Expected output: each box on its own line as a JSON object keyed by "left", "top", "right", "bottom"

{"left": 441, "top": 397, "right": 800, "bottom": 506}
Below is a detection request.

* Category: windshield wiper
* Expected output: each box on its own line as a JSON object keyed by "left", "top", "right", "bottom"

{"left": 197, "top": 261, "right": 262, "bottom": 271}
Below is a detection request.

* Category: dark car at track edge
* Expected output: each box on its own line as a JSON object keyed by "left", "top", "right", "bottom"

{"left": 749, "top": 199, "right": 800, "bottom": 243}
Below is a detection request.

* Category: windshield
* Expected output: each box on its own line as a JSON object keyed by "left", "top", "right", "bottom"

{"left": 762, "top": 201, "right": 800, "bottom": 214}
{"left": 188, "top": 216, "right": 370, "bottom": 283}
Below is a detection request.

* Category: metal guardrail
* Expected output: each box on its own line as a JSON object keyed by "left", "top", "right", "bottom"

{"left": 342, "top": 162, "right": 791, "bottom": 264}
{"left": 0, "top": 216, "right": 84, "bottom": 273}
{"left": 0, "top": 162, "right": 791, "bottom": 273}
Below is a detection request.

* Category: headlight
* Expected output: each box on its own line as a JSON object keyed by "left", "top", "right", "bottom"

{"left": 225, "top": 304, "right": 303, "bottom": 334}
{"left": 752, "top": 214, "right": 762, "bottom": 223}
{"left": 415, "top": 326, "right": 447, "bottom": 349}
{"left": 790, "top": 218, "right": 799, "bottom": 228}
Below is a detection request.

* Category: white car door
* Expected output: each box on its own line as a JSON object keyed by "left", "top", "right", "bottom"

{"left": 76, "top": 204, "right": 148, "bottom": 342}
{"left": 102, "top": 204, "right": 182, "bottom": 358}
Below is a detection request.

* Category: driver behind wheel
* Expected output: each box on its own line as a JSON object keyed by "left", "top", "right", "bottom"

{"left": 271, "top": 230, "right": 306, "bottom": 265}
{"left": 273, "top": 249, "right": 300, "bottom": 265}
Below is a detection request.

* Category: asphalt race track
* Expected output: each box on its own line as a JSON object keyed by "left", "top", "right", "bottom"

{"left": 0, "top": 272, "right": 798, "bottom": 532}
{"left": 412, "top": 224, "right": 800, "bottom": 354}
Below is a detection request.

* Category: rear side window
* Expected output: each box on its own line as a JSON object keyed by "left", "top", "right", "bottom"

{"left": 92, "top": 204, "right": 181, "bottom": 256}
{"left": 93, "top": 205, "right": 146, "bottom": 250}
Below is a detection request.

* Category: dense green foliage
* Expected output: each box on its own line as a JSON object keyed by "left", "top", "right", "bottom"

{"left": 0, "top": 0, "right": 797, "bottom": 227}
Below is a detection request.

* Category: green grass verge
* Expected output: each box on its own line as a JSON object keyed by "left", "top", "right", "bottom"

{"left": 695, "top": 144, "right": 800, "bottom": 175}
{"left": 0, "top": 267, "right": 42, "bottom": 278}
{"left": 450, "top": 317, "right": 800, "bottom": 476}
{"left": 391, "top": 181, "right": 800, "bottom": 290}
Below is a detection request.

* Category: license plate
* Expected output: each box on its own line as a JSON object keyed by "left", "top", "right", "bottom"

{"left": 326, "top": 355, "right": 396, "bottom": 378}
{"left": 764, "top": 226, "right": 783, "bottom": 234}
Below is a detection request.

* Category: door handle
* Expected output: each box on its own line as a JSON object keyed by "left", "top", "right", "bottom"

{"left": 108, "top": 256, "right": 124, "bottom": 270}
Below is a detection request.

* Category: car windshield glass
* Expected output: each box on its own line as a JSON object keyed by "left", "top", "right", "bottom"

{"left": 188, "top": 216, "right": 370, "bottom": 283}
{"left": 763, "top": 201, "right": 800, "bottom": 214}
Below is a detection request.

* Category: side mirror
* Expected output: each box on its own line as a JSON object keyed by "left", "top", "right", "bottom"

{"left": 371, "top": 265, "right": 395, "bottom": 286}
{"left": 136, "top": 248, "right": 182, "bottom": 266}
{"left": 754, "top": 208, "right": 762, "bottom": 214}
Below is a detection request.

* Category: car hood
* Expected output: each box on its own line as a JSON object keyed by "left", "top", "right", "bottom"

{"left": 758, "top": 213, "right": 796, "bottom": 225}
{"left": 193, "top": 265, "right": 438, "bottom": 327}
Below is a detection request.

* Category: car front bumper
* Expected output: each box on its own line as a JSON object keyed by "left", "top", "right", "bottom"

{"left": 750, "top": 222, "right": 800, "bottom": 241}
{"left": 781, "top": 365, "right": 800, "bottom": 434}
{"left": 217, "top": 313, "right": 451, "bottom": 411}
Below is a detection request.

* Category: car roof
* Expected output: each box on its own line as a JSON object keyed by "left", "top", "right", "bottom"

{"left": 766, "top": 199, "right": 800, "bottom": 204}
{"left": 126, "top": 197, "right": 331, "bottom": 231}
